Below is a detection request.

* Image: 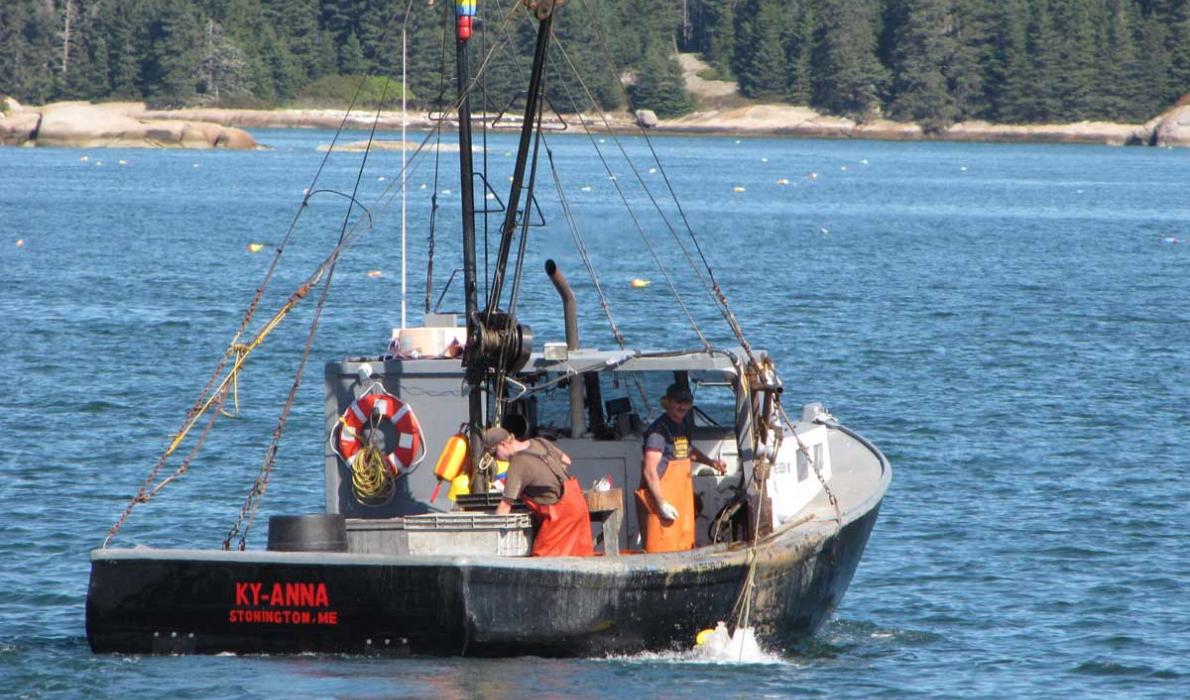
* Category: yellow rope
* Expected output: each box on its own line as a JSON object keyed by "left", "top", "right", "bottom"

{"left": 218, "top": 343, "right": 250, "bottom": 418}
{"left": 350, "top": 445, "right": 393, "bottom": 503}
{"left": 163, "top": 284, "right": 310, "bottom": 459}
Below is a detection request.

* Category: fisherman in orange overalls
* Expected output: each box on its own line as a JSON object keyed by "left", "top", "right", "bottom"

{"left": 487, "top": 427, "right": 594, "bottom": 557}
{"left": 635, "top": 383, "right": 727, "bottom": 552}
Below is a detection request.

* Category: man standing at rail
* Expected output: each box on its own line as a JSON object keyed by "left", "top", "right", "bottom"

{"left": 636, "top": 383, "right": 727, "bottom": 552}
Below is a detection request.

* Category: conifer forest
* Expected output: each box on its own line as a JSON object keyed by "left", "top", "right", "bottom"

{"left": 2, "top": 0, "right": 1189, "bottom": 128}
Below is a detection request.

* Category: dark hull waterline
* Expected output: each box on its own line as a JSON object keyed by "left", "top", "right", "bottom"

{"left": 86, "top": 503, "right": 881, "bottom": 657}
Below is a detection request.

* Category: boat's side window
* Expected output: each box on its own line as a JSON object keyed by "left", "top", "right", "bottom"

{"left": 794, "top": 443, "right": 825, "bottom": 482}
{"left": 687, "top": 370, "right": 735, "bottom": 429}
{"left": 524, "top": 373, "right": 574, "bottom": 437}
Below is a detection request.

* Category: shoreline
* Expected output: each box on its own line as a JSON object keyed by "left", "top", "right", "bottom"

{"left": 4, "top": 98, "right": 1189, "bottom": 148}
{"left": 141, "top": 104, "right": 1175, "bottom": 147}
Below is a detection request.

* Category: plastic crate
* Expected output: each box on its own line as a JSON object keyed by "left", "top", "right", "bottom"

{"left": 402, "top": 513, "right": 533, "bottom": 556}
{"left": 453, "top": 492, "right": 529, "bottom": 513}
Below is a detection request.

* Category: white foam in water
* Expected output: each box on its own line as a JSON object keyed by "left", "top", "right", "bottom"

{"left": 603, "top": 624, "right": 786, "bottom": 666}
{"left": 691, "top": 624, "right": 777, "bottom": 664}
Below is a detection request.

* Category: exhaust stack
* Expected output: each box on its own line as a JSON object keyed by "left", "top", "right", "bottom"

{"left": 545, "top": 259, "right": 585, "bottom": 437}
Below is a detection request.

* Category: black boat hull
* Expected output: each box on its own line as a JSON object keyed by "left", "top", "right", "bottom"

{"left": 86, "top": 502, "right": 880, "bottom": 657}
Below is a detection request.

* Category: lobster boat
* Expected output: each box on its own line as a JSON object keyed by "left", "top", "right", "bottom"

{"left": 86, "top": 0, "right": 890, "bottom": 657}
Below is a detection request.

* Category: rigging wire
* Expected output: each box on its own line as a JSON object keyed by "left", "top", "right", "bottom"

{"left": 425, "top": 2, "right": 453, "bottom": 314}
{"left": 101, "top": 59, "right": 392, "bottom": 545}
{"left": 572, "top": 6, "right": 759, "bottom": 364}
{"left": 546, "top": 36, "right": 710, "bottom": 350}
{"left": 245, "top": 4, "right": 534, "bottom": 540}
{"left": 107, "top": 0, "right": 531, "bottom": 545}
{"left": 491, "top": 57, "right": 551, "bottom": 422}
{"left": 224, "top": 52, "right": 404, "bottom": 550}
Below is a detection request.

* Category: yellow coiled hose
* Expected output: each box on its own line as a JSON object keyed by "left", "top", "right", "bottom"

{"left": 351, "top": 445, "right": 393, "bottom": 503}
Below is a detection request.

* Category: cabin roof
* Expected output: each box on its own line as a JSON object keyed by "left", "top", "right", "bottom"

{"left": 525, "top": 347, "right": 750, "bottom": 375}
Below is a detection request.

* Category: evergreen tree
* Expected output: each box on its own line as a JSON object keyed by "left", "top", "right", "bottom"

{"left": 271, "top": 0, "right": 328, "bottom": 92}
{"left": 1, "top": 0, "right": 1184, "bottom": 123}
{"left": 947, "top": 0, "right": 993, "bottom": 120}
{"left": 338, "top": 32, "right": 366, "bottom": 75}
{"left": 221, "top": 0, "right": 279, "bottom": 103}
{"left": 784, "top": 0, "right": 815, "bottom": 104}
{"left": 75, "top": 36, "right": 112, "bottom": 99}
{"left": 1136, "top": 11, "right": 1170, "bottom": 116}
{"left": 199, "top": 18, "right": 254, "bottom": 101}
{"left": 1050, "top": 1, "right": 1100, "bottom": 121}
{"left": 143, "top": 2, "right": 203, "bottom": 107}
{"left": 1100, "top": 0, "right": 1147, "bottom": 121}
{"left": 688, "top": 0, "right": 736, "bottom": 78}
{"left": 709, "top": 0, "right": 737, "bottom": 78}
{"left": 887, "top": 0, "right": 956, "bottom": 133}
{"left": 811, "top": 0, "right": 887, "bottom": 119}
{"left": 102, "top": 2, "right": 145, "bottom": 99}
{"left": 548, "top": 1, "right": 622, "bottom": 113}
{"left": 1169, "top": 0, "right": 1190, "bottom": 105}
{"left": 989, "top": 0, "right": 1033, "bottom": 122}
{"left": 629, "top": 41, "right": 694, "bottom": 118}
{"left": 734, "top": 0, "right": 788, "bottom": 99}
{"left": 1021, "top": 0, "right": 1062, "bottom": 122}
{"left": 356, "top": 0, "right": 391, "bottom": 75}
{"left": 0, "top": 1, "right": 60, "bottom": 103}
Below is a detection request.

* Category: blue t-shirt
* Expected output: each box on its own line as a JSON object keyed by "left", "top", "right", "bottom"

{"left": 643, "top": 415, "right": 691, "bottom": 478}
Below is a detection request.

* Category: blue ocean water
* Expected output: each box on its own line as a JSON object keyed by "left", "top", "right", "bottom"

{"left": 2, "top": 128, "right": 1189, "bottom": 698}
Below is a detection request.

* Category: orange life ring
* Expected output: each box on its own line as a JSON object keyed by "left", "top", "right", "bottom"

{"left": 337, "top": 393, "right": 424, "bottom": 475}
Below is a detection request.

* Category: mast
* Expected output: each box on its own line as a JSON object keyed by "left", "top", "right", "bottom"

{"left": 484, "top": 5, "right": 554, "bottom": 318}
{"left": 454, "top": 0, "right": 486, "bottom": 484}
{"left": 401, "top": 29, "right": 408, "bottom": 332}
{"left": 459, "top": 0, "right": 558, "bottom": 489}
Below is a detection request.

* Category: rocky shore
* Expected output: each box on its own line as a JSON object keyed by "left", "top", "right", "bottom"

{"left": 653, "top": 103, "right": 1190, "bottom": 147}
{"left": 150, "top": 101, "right": 1190, "bottom": 147}
{"left": 0, "top": 99, "right": 257, "bottom": 149}
{"left": 4, "top": 95, "right": 1189, "bottom": 149}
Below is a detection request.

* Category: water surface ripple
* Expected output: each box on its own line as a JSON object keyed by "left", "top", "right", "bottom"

{"left": 1, "top": 132, "right": 1188, "bottom": 698}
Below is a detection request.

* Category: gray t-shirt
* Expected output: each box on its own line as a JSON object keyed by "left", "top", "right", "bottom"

{"left": 643, "top": 415, "right": 691, "bottom": 479}
{"left": 504, "top": 438, "right": 568, "bottom": 505}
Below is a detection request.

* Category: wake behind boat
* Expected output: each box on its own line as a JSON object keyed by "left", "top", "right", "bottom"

{"left": 87, "top": 0, "right": 889, "bottom": 657}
